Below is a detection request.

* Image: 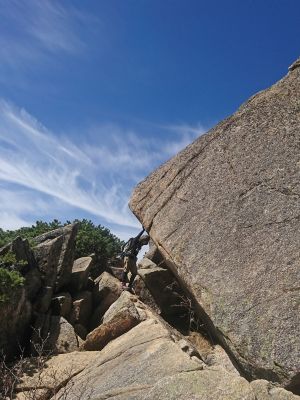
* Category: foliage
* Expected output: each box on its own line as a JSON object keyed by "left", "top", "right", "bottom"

{"left": 0, "top": 219, "right": 124, "bottom": 265}
{"left": 0, "top": 251, "right": 28, "bottom": 269}
{"left": 0, "top": 219, "right": 62, "bottom": 248}
{"left": 0, "top": 267, "right": 24, "bottom": 303}
{"left": 74, "top": 219, "right": 124, "bottom": 263}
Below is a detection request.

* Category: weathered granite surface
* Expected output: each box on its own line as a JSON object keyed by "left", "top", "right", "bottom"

{"left": 16, "top": 351, "right": 99, "bottom": 400}
{"left": 130, "top": 59, "right": 300, "bottom": 389}
{"left": 34, "top": 223, "right": 78, "bottom": 291}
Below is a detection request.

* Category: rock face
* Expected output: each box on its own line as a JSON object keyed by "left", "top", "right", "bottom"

{"left": 130, "top": 60, "right": 300, "bottom": 389}
{"left": 34, "top": 223, "right": 78, "bottom": 291}
{"left": 143, "top": 367, "right": 253, "bottom": 400}
{"left": 0, "top": 287, "right": 32, "bottom": 359}
{"left": 56, "top": 318, "right": 205, "bottom": 399}
{"left": 53, "top": 317, "right": 300, "bottom": 400}
{"left": 138, "top": 257, "right": 189, "bottom": 329}
{"left": 16, "top": 351, "right": 99, "bottom": 400}
{"left": 0, "top": 237, "right": 38, "bottom": 358}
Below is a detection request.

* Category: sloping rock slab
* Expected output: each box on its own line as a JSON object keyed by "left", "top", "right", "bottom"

{"left": 130, "top": 61, "right": 300, "bottom": 388}
{"left": 143, "top": 368, "right": 300, "bottom": 400}
{"left": 53, "top": 317, "right": 298, "bottom": 400}
{"left": 251, "top": 380, "right": 300, "bottom": 400}
{"left": 55, "top": 318, "right": 204, "bottom": 399}
{"left": 16, "top": 351, "right": 98, "bottom": 400}
{"left": 143, "top": 366, "right": 253, "bottom": 400}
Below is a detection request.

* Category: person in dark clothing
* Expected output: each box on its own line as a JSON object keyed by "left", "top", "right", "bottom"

{"left": 121, "top": 228, "right": 150, "bottom": 291}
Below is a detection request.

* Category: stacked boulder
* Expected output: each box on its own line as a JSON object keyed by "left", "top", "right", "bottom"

{"left": 0, "top": 223, "right": 124, "bottom": 358}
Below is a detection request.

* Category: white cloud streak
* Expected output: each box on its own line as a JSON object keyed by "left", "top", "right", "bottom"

{"left": 0, "top": 100, "right": 205, "bottom": 235}
{"left": 0, "top": 0, "right": 91, "bottom": 74}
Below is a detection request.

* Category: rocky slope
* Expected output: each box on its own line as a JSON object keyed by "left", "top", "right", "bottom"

{"left": 130, "top": 58, "right": 300, "bottom": 392}
{"left": 1, "top": 224, "right": 299, "bottom": 399}
{"left": 2, "top": 58, "right": 300, "bottom": 399}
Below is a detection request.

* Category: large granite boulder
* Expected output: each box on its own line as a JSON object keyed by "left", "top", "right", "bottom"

{"left": 130, "top": 59, "right": 300, "bottom": 389}
{"left": 34, "top": 223, "right": 78, "bottom": 292}
{"left": 48, "top": 317, "right": 82, "bottom": 354}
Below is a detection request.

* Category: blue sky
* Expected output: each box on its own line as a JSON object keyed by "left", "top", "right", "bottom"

{"left": 0, "top": 0, "right": 299, "bottom": 240}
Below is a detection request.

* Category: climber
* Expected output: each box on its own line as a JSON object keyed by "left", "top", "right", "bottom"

{"left": 121, "top": 228, "right": 150, "bottom": 292}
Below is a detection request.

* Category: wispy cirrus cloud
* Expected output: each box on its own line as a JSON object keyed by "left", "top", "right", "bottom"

{"left": 0, "top": 99, "right": 205, "bottom": 235}
{"left": 0, "top": 0, "right": 93, "bottom": 76}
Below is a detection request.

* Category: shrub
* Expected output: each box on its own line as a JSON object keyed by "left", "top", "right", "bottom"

{"left": 0, "top": 267, "right": 25, "bottom": 303}
{"left": 0, "top": 251, "right": 28, "bottom": 269}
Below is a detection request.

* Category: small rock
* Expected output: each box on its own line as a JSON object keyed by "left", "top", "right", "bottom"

{"left": 69, "top": 256, "right": 93, "bottom": 293}
{"left": 83, "top": 291, "right": 143, "bottom": 351}
{"left": 49, "top": 316, "right": 81, "bottom": 354}
{"left": 69, "top": 291, "right": 92, "bottom": 327}
{"left": 92, "top": 271, "right": 122, "bottom": 306}
{"left": 51, "top": 292, "right": 72, "bottom": 318}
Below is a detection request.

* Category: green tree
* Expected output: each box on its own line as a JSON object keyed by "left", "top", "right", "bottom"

{"left": 0, "top": 219, "right": 124, "bottom": 265}
{"left": 0, "top": 267, "right": 24, "bottom": 303}
{"left": 74, "top": 219, "right": 123, "bottom": 262}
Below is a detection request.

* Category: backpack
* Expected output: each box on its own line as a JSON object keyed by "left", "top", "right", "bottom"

{"left": 121, "top": 238, "right": 136, "bottom": 257}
